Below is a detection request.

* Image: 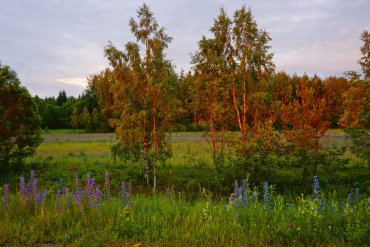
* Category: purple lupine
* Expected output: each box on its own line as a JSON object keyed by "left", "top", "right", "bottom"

{"left": 86, "top": 172, "right": 91, "bottom": 192}
{"left": 63, "top": 186, "right": 68, "bottom": 208}
{"left": 30, "top": 170, "right": 35, "bottom": 181}
{"left": 263, "top": 181, "right": 270, "bottom": 206}
{"left": 90, "top": 178, "right": 95, "bottom": 189}
{"left": 121, "top": 181, "right": 128, "bottom": 204}
{"left": 354, "top": 188, "right": 360, "bottom": 204}
{"left": 32, "top": 178, "right": 39, "bottom": 205}
{"left": 37, "top": 193, "right": 43, "bottom": 206}
{"left": 166, "top": 187, "right": 171, "bottom": 199}
{"left": 94, "top": 188, "right": 102, "bottom": 208}
{"left": 312, "top": 176, "right": 321, "bottom": 200}
{"left": 74, "top": 191, "right": 81, "bottom": 208}
{"left": 20, "top": 177, "right": 26, "bottom": 202}
{"left": 252, "top": 191, "right": 257, "bottom": 203}
{"left": 348, "top": 193, "right": 352, "bottom": 206}
{"left": 3, "top": 184, "right": 9, "bottom": 211}
{"left": 236, "top": 186, "right": 243, "bottom": 198}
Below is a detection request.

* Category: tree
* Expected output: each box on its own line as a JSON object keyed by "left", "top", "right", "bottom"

{"left": 71, "top": 107, "right": 79, "bottom": 129}
{"left": 56, "top": 90, "right": 67, "bottom": 106}
{"left": 229, "top": 6, "right": 275, "bottom": 142}
{"left": 0, "top": 63, "right": 42, "bottom": 169}
{"left": 281, "top": 75, "right": 331, "bottom": 185}
{"left": 359, "top": 30, "right": 370, "bottom": 81}
{"left": 91, "top": 107, "right": 100, "bottom": 132}
{"left": 79, "top": 106, "right": 89, "bottom": 130}
{"left": 99, "top": 4, "right": 176, "bottom": 189}
{"left": 340, "top": 31, "right": 370, "bottom": 165}
{"left": 192, "top": 9, "right": 234, "bottom": 164}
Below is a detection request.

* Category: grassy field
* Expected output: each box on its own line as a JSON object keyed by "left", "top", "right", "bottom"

{"left": 1, "top": 130, "right": 369, "bottom": 245}
{"left": 1, "top": 171, "right": 369, "bottom": 246}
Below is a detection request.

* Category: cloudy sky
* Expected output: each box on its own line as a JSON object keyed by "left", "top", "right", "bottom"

{"left": 1, "top": 0, "right": 369, "bottom": 97}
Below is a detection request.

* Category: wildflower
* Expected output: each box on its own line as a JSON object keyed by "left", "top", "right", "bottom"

{"left": 312, "top": 176, "right": 321, "bottom": 200}
{"left": 242, "top": 178, "right": 249, "bottom": 198}
{"left": 30, "top": 170, "right": 35, "bottom": 181}
{"left": 32, "top": 178, "right": 39, "bottom": 204}
{"left": 320, "top": 201, "right": 326, "bottom": 210}
{"left": 74, "top": 191, "right": 81, "bottom": 208}
{"left": 243, "top": 197, "right": 247, "bottom": 207}
{"left": 121, "top": 181, "right": 128, "bottom": 204}
{"left": 90, "top": 178, "right": 95, "bottom": 188}
{"left": 235, "top": 212, "right": 240, "bottom": 221}
{"left": 263, "top": 181, "right": 270, "bottom": 206}
{"left": 20, "top": 177, "right": 26, "bottom": 201}
{"left": 94, "top": 188, "right": 102, "bottom": 206}
{"left": 252, "top": 191, "right": 257, "bottom": 203}
{"left": 236, "top": 186, "right": 243, "bottom": 199}
{"left": 129, "top": 201, "right": 134, "bottom": 208}
{"left": 37, "top": 193, "right": 43, "bottom": 206}
{"left": 354, "top": 188, "right": 360, "bottom": 204}
{"left": 348, "top": 193, "right": 352, "bottom": 206}
{"left": 233, "top": 180, "right": 238, "bottom": 196}
{"left": 3, "top": 184, "right": 9, "bottom": 211}
{"left": 165, "top": 187, "right": 170, "bottom": 199}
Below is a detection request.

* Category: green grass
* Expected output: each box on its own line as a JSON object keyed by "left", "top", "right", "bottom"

{"left": 1, "top": 130, "right": 369, "bottom": 245}
{"left": 1, "top": 184, "right": 369, "bottom": 246}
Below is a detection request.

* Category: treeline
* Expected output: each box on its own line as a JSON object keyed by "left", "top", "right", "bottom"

{"left": 33, "top": 86, "right": 110, "bottom": 132}
{"left": 85, "top": 4, "right": 369, "bottom": 188}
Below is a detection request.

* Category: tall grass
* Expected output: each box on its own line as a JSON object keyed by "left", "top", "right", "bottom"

{"left": 1, "top": 172, "right": 369, "bottom": 246}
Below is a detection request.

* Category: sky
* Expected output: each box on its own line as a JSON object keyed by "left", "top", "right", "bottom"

{"left": 1, "top": 0, "right": 369, "bottom": 97}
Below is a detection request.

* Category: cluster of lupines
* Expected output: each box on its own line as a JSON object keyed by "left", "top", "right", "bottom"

{"left": 18, "top": 171, "right": 47, "bottom": 209}
{"left": 311, "top": 176, "right": 362, "bottom": 214}
{"left": 2, "top": 170, "right": 132, "bottom": 213}
{"left": 229, "top": 178, "right": 271, "bottom": 209}
{"left": 120, "top": 181, "right": 133, "bottom": 207}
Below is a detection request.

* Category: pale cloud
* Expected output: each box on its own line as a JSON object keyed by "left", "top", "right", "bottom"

{"left": 0, "top": 0, "right": 369, "bottom": 97}
{"left": 56, "top": 77, "right": 87, "bottom": 88}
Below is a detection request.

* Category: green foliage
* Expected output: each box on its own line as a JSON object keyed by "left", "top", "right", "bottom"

{"left": 359, "top": 30, "right": 370, "bottom": 81}
{"left": 345, "top": 128, "right": 370, "bottom": 165}
{"left": 0, "top": 63, "right": 42, "bottom": 170}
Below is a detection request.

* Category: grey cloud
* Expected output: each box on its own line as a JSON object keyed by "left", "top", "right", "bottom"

{"left": 0, "top": 0, "right": 369, "bottom": 97}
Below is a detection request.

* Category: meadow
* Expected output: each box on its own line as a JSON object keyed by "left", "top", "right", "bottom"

{"left": 1, "top": 131, "right": 369, "bottom": 246}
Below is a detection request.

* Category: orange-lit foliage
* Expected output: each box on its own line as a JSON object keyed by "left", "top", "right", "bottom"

{"left": 322, "top": 77, "right": 349, "bottom": 127}
{"left": 340, "top": 81, "right": 370, "bottom": 128}
{"left": 281, "top": 76, "right": 330, "bottom": 151}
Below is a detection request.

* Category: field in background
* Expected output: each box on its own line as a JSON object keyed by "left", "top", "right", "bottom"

{"left": 35, "top": 130, "right": 348, "bottom": 165}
